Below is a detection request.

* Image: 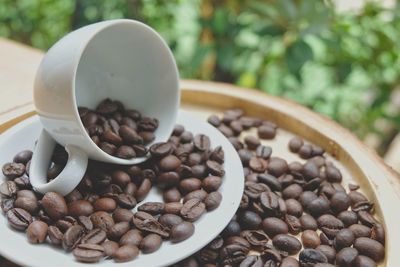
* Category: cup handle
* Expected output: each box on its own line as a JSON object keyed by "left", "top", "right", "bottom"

{"left": 30, "top": 130, "right": 88, "bottom": 196}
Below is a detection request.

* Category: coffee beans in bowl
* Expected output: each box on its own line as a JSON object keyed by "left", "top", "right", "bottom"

{"left": 0, "top": 124, "right": 225, "bottom": 264}
{"left": 79, "top": 98, "right": 159, "bottom": 159}
{"left": 169, "top": 108, "right": 385, "bottom": 267}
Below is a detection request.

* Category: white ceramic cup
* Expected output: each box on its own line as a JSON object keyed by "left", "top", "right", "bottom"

{"left": 30, "top": 19, "right": 180, "bottom": 196}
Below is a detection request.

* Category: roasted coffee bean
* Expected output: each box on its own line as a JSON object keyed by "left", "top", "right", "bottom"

{"left": 181, "top": 198, "right": 206, "bottom": 222}
{"left": 208, "top": 115, "right": 221, "bottom": 127}
{"left": 204, "top": 191, "right": 222, "bottom": 211}
{"left": 219, "top": 244, "right": 248, "bottom": 265}
{"left": 258, "top": 125, "right": 276, "bottom": 139}
{"left": 114, "top": 245, "right": 139, "bottom": 263}
{"left": 302, "top": 161, "right": 319, "bottom": 180}
{"left": 150, "top": 142, "right": 173, "bottom": 158}
{"left": 370, "top": 223, "right": 385, "bottom": 244}
{"left": 245, "top": 182, "right": 270, "bottom": 200}
{"left": 180, "top": 178, "right": 202, "bottom": 194}
{"left": 93, "top": 198, "right": 117, "bottom": 212}
{"left": 330, "top": 192, "right": 351, "bottom": 214}
{"left": 14, "top": 175, "right": 31, "bottom": 189}
{"left": 282, "top": 184, "right": 303, "bottom": 199}
{"left": 157, "top": 172, "right": 180, "bottom": 188}
{"left": 164, "top": 202, "right": 183, "bottom": 215}
{"left": 2, "top": 162, "right": 25, "bottom": 179}
{"left": 41, "top": 192, "right": 68, "bottom": 221}
{"left": 262, "top": 248, "right": 282, "bottom": 264}
{"left": 108, "top": 222, "right": 130, "bottom": 241}
{"left": 96, "top": 98, "right": 118, "bottom": 114}
{"left": 280, "top": 257, "right": 300, "bottom": 267}
{"left": 56, "top": 216, "right": 77, "bottom": 232}
{"left": 132, "top": 212, "right": 169, "bottom": 237}
{"left": 272, "top": 234, "right": 302, "bottom": 255}
{"left": 299, "top": 191, "right": 318, "bottom": 208}
{"left": 316, "top": 245, "right": 336, "bottom": 264}
{"left": 78, "top": 216, "right": 94, "bottom": 231}
{"left": 354, "top": 237, "right": 384, "bottom": 261}
{"left": 244, "top": 135, "right": 261, "bottom": 150}
{"left": 14, "top": 197, "right": 39, "bottom": 215}
{"left": 249, "top": 157, "right": 267, "bottom": 172}
{"left": 138, "top": 202, "right": 164, "bottom": 215}
{"left": 120, "top": 229, "right": 143, "bottom": 247}
{"left": 139, "top": 131, "right": 155, "bottom": 144}
{"left": 99, "top": 142, "right": 117, "bottom": 155}
{"left": 320, "top": 232, "right": 333, "bottom": 246}
{"left": 159, "top": 155, "right": 181, "bottom": 171}
{"left": 184, "top": 189, "right": 208, "bottom": 203}
{"left": 118, "top": 125, "right": 143, "bottom": 144}
{"left": 267, "top": 157, "right": 288, "bottom": 177}
{"left": 337, "top": 211, "right": 358, "bottom": 227}
{"left": 334, "top": 228, "right": 355, "bottom": 250}
{"left": 62, "top": 225, "right": 85, "bottom": 251}
{"left": 81, "top": 228, "right": 107, "bottom": 244}
{"left": 317, "top": 214, "right": 344, "bottom": 238}
{"left": 159, "top": 214, "right": 183, "bottom": 229}
{"left": 285, "top": 215, "right": 302, "bottom": 235}
{"left": 163, "top": 187, "right": 182, "bottom": 202}
{"left": 289, "top": 137, "right": 303, "bottom": 153}
{"left": 0, "top": 181, "right": 17, "bottom": 197}
{"left": 262, "top": 217, "right": 288, "bottom": 237}
{"left": 102, "top": 129, "right": 123, "bottom": 145}
{"left": 202, "top": 176, "right": 222, "bottom": 192}
{"left": 116, "top": 194, "right": 137, "bottom": 209}
{"left": 307, "top": 197, "right": 330, "bottom": 217}
{"left": 13, "top": 150, "right": 33, "bottom": 164}
{"left": 285, "top": 199, "right": 303, "bottom": 217}
{"left": 68, "top": 200, "right": 94, "bottom": 217}
{"left": 325, "top": 165, "right": 342, "bottom": 183}
{"left": 136, "top": 178, "right": 152, "bottom": 202}
{"left": 140, "top": 233, "right": 162, "bottom": 253}
{"left": 239, "top": 255, "right": 263, "bottom": 267}
{"left": 113, "top": 208, "right": 133, "bottom": 223}
{"left": 357, "top": 210, "right": 377, "bottom": 227}
{"left": 7, "top": 208, "right": 32, "bottom": 231}
{"left": 194, "top": 134, "right": 211, "bottom": 151}
{"left": 27, "top": 220, "right": 48, "bottom": 244}
{"left": 170, "top": 221, "right": 195, "bottom": 243}
{"left": 354, "top": 255, "right": 377, "bottom": 267}
{"left": 299, "top": 249, "right": 328, "bottom": 266}
{"left": 1, "top": 198, "right": 14, "bottom": 213}
{"left": 302, "top": 230, "right": 320, "bottom": 248}
{"left": 206, "top": 160, "right": 225, "bottom": 176}
{"left": 239, "top": 211, "right": 261, "bottom": 230}
{"left": 48, "top": 225, "right": 63, "bottom": 245}
{"left": 258, "top": 174, "right": 281, "bottom": 192}
{"left": 73, "top": 243, "right": 105, "bottom": 263}
{"left": 300, "top": 214, "right": 318, "bottom": 231}
{"left": 102, "top": 240, "right": 119, "bottom": 258}
{"left": 260, "top": 191, "right": 285, "bottom": 217}
{"left": 222, "top": 220, "right": 241, "bottom": 238}
{"left": 240, "top": 230, "right": 269, "bottom": 248}
{"left": 90, "top": 211, "right": 115, "bottom": 232}
{"left": 336, "top": 247, "right": 358, "bottom": 267}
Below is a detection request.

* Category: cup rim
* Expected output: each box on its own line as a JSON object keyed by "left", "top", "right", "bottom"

{"left": 70, "top": 19, "right": 180, "bottom": 164}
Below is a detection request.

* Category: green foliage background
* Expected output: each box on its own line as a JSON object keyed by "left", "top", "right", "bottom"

{"left": 1, "top": 0, "right": 399, "bottom": 154}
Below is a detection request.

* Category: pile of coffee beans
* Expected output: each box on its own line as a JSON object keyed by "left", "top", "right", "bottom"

{"left": 1, "top": 125, "right": 224, "bottom": 263}
{"left": 78, "top": 98, "right": 159, "bottom": 159}
{"left": 170, "top": 108, "right": 385, "bottom": 267}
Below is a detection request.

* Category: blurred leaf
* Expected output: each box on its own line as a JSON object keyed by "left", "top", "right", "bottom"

{"left": 285, "top": 40, "right": 314, "bottom": 77}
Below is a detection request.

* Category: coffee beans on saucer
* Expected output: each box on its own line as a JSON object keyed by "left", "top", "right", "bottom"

{"left": 79, "top": 98, "right": 159, "bottom": 159}
{"left": 0, "top": 124, "right": 225, "bottom": 264}
{"left": 170, "top": 108, "right": 385, "bottom": 267}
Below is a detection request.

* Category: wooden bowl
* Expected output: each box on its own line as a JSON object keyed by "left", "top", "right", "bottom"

{"left": 0, "top": 80, "right": 399, "bottom": 266}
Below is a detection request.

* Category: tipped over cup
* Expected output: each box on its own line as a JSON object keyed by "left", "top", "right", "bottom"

{"left": 30, "top": 19, "right": 180, "bottom": 195}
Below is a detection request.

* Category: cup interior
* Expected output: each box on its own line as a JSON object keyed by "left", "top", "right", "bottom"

{"left": 74, "top": 21, "right": 179, "bottom": 162}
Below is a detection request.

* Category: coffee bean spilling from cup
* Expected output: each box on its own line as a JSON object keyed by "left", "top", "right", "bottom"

{"left": 78, "top": 98, "right": 159, "bottom": 159}
{"left": 0, "top": 124, "right": 225, "bottom": 263}
{"left": 170, "top": 108, "right": 385, "bottom": 267}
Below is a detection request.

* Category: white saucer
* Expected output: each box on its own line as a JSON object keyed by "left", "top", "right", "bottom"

{"left": 0, "top": 111, "right": 244, "bottom": 267}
